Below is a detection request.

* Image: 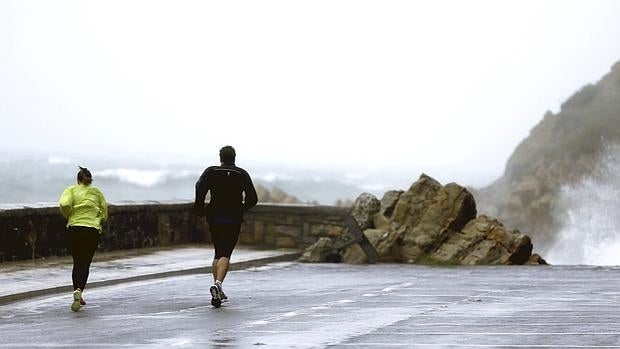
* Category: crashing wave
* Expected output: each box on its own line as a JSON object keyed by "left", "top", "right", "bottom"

{"left": 96, "top": 168, "right": 196, "bottom": 187}
{"left": 547, "top": 143, "right": 620, "bottom": 265}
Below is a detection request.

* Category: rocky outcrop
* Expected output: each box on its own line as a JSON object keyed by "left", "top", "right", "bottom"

{"left": 475, "top": 61, "right": 620, "bottom": 250}
{"left": 301, "top": 174, "right": 546, "bottom": 265}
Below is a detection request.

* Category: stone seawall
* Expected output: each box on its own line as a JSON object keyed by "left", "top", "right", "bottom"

{"left": 241, "top": 204, "right": 349, "bottom": 247}
{"left": 0, "top": 202, "right": 349, "bottom": 262}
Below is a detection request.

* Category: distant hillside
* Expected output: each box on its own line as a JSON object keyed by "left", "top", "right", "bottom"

{"left": 475, "top": 61, "right": 620, "bottom": 250}
{"left": 255, "top": 184, "right": 303, "bottom": 204}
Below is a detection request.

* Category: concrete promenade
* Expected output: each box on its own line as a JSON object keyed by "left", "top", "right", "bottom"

{"left": 0, "top": 245, "right": 301, "bottom": 305}
{"left": 1, "top": 247, "right": 620, "bottom": 348}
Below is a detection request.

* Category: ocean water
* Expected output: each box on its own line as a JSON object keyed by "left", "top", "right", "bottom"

{"left": 0, "top": 154, "right": 393, "bottom": 205}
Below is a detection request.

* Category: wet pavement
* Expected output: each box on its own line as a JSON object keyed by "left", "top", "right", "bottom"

{"left": 0, "top": 246, "right": 300, "bottom": 304}
{"left": 1, "top": 261, "right": 620, "bottom": 348}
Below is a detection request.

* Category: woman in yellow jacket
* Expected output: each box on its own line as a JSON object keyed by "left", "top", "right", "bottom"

{"left": 59, "top": 166, "right": 108, "bottom": 312}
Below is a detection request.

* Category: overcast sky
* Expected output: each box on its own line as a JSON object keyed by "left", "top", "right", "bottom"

{"left": 2, "top": 0, "right": 620, "bottom": 187}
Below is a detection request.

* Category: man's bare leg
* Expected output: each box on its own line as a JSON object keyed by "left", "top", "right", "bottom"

{"left": 212, "top": 258, "right": 218, "bottom": 283}
{"left": 210, "top": 257, "right": 230, "bottom": 304}
{"left": 215, "top": 257, "right": 230, "bottom": 282}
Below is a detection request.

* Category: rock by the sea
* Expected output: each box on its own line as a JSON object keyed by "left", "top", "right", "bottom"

{"left": 350, "top": 192, "right": 381, "bottom": 230}
{"left": 302, "top": 174, "right": 546, "bottom": 265}
{"left": 299, "top": 237, "right": 339, "bottom": 263}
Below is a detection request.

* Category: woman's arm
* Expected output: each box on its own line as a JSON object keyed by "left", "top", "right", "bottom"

{"left": 59, "top": 187, "right": 73, "bottom": 219}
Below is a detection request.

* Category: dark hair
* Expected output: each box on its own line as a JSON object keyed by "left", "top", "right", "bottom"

{"left": 77, "top": 166, "right": 93, "bottom": 185}
{"left": 219, "top": 146, "right": 236, "bottom": 164}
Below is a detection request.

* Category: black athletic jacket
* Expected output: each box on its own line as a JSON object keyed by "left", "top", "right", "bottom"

{"left": 194, "top": 164, "right": 258, "bottom": 223}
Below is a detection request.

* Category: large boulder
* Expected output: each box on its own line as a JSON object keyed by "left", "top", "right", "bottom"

{"left": 431, "top": 215, "right": 532, "bottom": 265}
{"left": 373, "top": 190, "right": 404, "bottom": 230}
{"left": 350, "top": 193, "right": 381, "bottom": 230}
{"left": 398, "top": 181, "right": 477, "bottom": 263}
{"left": 299, "top": 237, "right": 337, "bottom": 263}
{"left": 341, "top": 229, "right": 388, "bottom": 264}
{"left": 341, "top": 228, "right": 406, "bottom": 264}
{"left": 391, "top": 174, "right": 442, "bottom": 229}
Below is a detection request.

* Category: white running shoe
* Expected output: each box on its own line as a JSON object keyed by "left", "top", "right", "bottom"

{"left": 216, "top": 281, "right": 228, "bottom": 303}
{"left": 210, "top": 285, "right": 222, "bottom": 308}
{"left": 71, "top": 289, "right": 82, "bottom": 312}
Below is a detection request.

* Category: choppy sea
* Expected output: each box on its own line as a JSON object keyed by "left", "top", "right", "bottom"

{"left": 0, "top": 154, "right": 392, "bottom": 205}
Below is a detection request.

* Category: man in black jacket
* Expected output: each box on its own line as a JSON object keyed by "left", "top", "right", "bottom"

{"left": 195, "top": 145, "right": 258, "bottom": 307}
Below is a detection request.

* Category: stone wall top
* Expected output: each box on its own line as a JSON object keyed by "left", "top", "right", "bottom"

{"left": 0, "top": 201, "right": 350, "bottom": 218}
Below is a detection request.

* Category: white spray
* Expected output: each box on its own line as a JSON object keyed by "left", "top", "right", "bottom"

{"left": 546, "top": 143, "right": 620, "bottom": 265}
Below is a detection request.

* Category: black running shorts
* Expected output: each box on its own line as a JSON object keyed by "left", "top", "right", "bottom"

{"left": 209, "top": 222, "right": 241, "bottom": 259}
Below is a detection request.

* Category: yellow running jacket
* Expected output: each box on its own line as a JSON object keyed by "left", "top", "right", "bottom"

{"left": 59, "top": 184, "right": 108, "bottom": 232}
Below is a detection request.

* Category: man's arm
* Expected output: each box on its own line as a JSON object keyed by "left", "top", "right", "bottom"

{"left": 243, "top": 171, "right": 258, "bottom": 211}
{"left": 194, "top": 169, "right": 210, "bottom": 216}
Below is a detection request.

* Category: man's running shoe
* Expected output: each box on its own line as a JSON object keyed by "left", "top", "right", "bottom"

{"left": 216, "top": 281, "right": 228, "bottom": 303}
{"left": 71, "top": 289, "right": 82, "bottom": 312}
{"left": 210, "top": 285, "right": 222, "bottom": 308}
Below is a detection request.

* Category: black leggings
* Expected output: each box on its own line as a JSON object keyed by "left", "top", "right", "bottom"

{"left": 67, "top": 226, "right": 99, "bottom": 291}
{"left": 209, "top": 223, "right": 241, "bottom": 259}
